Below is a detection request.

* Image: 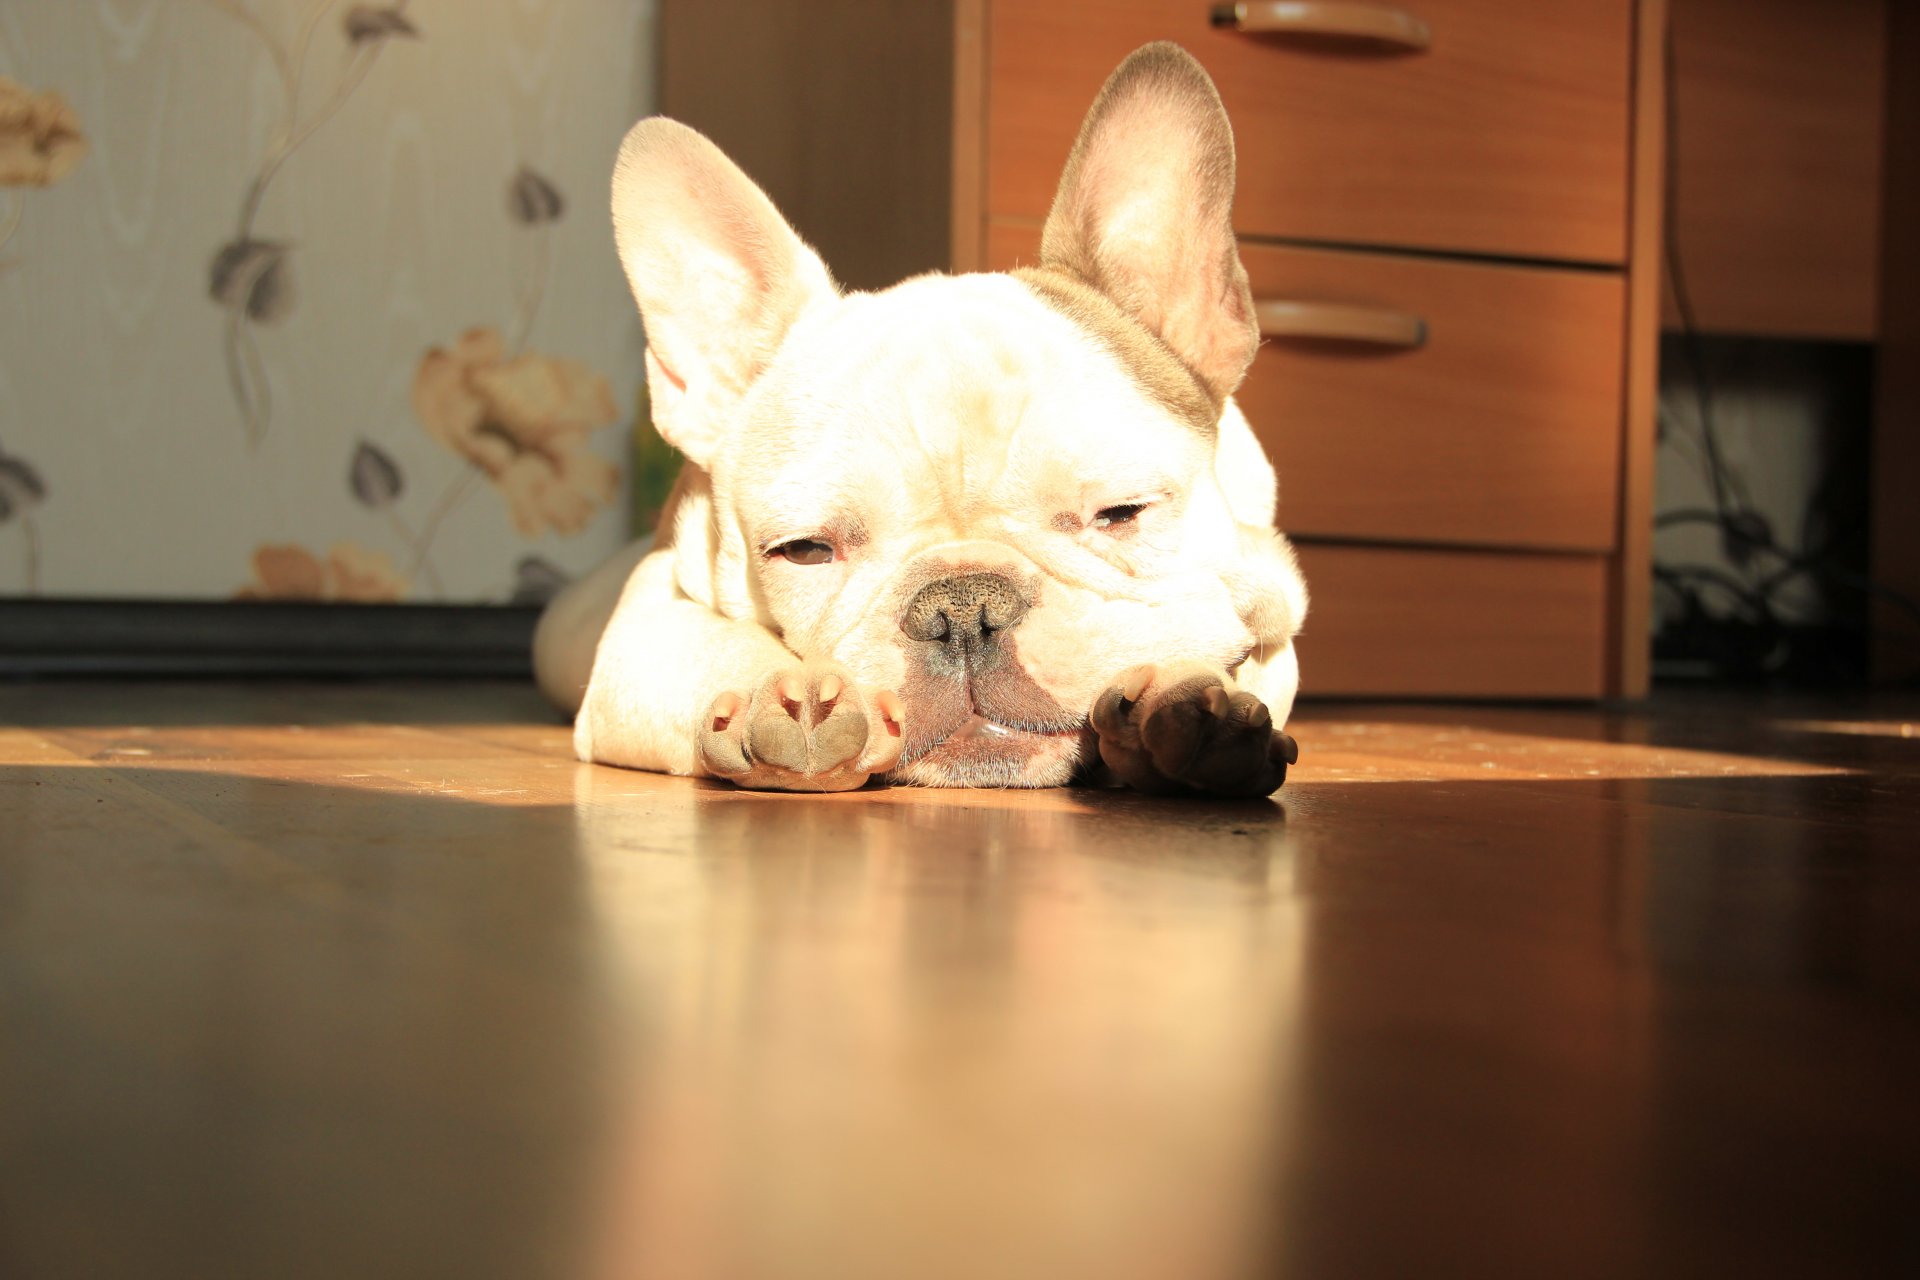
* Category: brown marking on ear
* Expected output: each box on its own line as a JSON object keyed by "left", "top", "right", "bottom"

{"left": 1013, "top": 266, "right": 1219, "bottom": 436}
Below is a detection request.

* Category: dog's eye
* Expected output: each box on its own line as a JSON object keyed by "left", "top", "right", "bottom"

{"left": 772, "top": 538, "right": 835, "bottom": 565}
{"left": 1092, "top": 503, "right": 1146, "bottom": 530}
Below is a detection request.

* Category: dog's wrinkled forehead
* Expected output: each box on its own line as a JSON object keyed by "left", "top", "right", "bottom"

{"left": 729, "top": 272, "right": 1215, "bottom": 494}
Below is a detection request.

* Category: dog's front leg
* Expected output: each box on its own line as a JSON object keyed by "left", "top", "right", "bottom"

{"left": 574, "top": 551, "right": 905, "bottom": 791}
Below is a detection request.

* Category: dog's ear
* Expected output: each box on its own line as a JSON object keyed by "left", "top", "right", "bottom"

{"left": 1039, "top": 43, "right": 1258, "bottom": 402}
{"left": 612, "top": 119, "right": 837, "bottom": 469}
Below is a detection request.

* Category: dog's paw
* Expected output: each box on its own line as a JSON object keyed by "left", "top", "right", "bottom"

{"left": 1089, "top": 662, "right": 1297, "bottom": 798}
{"left": 697, "top": 664, "right": 905, "bottom": 792}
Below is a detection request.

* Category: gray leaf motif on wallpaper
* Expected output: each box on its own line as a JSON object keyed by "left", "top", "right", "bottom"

{"left": 0, "top": 452, "right": 47, "bottom": 523}
{"left": 510, "top": 555, "right": 571, "bottom": 607}
{"left": 345, "top": 6, "right": 420, "bottom": 45}
{"left": 208, "top": 239, "right": 295, "bottom": 324}
{"left": 349, "top": 441, "right": 405, "bottom": 509}
{"left": 507, "top": 167, "right": 564, "bottom": 226}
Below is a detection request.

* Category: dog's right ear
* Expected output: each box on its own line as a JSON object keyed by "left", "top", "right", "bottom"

{"left": 612, "top": 119, "right": 837, "bottom": 470}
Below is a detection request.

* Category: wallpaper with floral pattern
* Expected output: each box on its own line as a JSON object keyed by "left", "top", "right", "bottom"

{"left": 0, "top": 1, "right": 659, "bottom": 604}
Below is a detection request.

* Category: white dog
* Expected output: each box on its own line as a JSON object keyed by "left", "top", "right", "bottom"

{"left": 535, "top": 42, "right": 1307, "bottom": 796}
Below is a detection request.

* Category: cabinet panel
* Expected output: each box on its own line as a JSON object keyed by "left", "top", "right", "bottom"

{"left": 987, "top": 0, "right": 1633, "bottom": 263}
{"left": 1293, "top": 544, "right": 1611, "bottom": 697}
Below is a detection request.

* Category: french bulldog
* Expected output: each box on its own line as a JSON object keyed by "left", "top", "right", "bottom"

{"left": 534, "top": 42, "right": 1308, "bottom": 796}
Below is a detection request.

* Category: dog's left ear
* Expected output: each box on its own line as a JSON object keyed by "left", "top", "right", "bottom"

{"left": 612, "top": 118, "right": 837, "bottom": 470}
{"left": 1039, "top": 43, "right": 1258, "bottom": 402}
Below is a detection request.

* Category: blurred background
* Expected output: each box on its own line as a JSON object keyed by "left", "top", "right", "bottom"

{"left": 0, "top": 0, "right": 1912, "bottom": 696}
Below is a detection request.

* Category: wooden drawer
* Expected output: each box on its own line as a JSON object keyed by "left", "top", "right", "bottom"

{"left": 985, "top": 0, "right": 1633, "bottom": 264}
{"left": 987, "top": 225, "right": 1627, "bottom": 552}
{"left": 1292, "top": 544, "right": 1611, "bottom": 697}
{"left": 1241, "top": 243, "right": 1627, "bottom": 551}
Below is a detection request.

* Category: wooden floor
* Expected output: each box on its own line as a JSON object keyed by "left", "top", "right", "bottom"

{"left": 3, "top": 681, "right": 1917, "bottom": 1280}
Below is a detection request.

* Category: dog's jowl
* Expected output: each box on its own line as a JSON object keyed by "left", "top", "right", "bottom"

{"left": 534, "top": 43, "right": 1308, "bottom": 796}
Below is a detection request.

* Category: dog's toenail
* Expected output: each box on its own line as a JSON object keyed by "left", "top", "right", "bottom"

{"left": 1122, "top": 666, "right": 1153, "bottom": 702}
{"left": 711, "top": 692, "right": 743, "bottom": 728}
{"left": 876, "top": 689, "right": 905, "bottom": 735}
{"left": 778, "top": 675, "right": 804, "bottom": 705}
{"left": 1279, "top": 732, "right": 1299, "bottom": 764}
{"left": 1204, "top": 686, "right": 1229, "bottom": 716}
{"left": 818, "top": 674, "right": 842, "bottom": 703}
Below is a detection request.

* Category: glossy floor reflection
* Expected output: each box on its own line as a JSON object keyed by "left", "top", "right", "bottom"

{"left": 2, "top": 682, "right": 1916, "bottom": 1279}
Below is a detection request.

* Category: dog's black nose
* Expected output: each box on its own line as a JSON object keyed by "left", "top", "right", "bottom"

{"left": 901, "top": 573, "right": 1030, "bottom": 654}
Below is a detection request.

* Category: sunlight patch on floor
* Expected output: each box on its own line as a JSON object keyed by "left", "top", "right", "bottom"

{"left": 3, "top": 715, "right": 1860, "bottom": 804}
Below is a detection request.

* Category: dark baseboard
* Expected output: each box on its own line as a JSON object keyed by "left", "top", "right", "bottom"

{"left": 0, "top": 599, "right": 539, "bottom": 679}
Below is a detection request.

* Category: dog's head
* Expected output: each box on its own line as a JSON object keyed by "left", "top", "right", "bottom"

{"left": 612, "top": 44, "right": 1303, "bottom": 786}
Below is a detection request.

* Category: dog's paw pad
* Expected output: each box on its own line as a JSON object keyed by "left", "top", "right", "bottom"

{"left": 700, "top": 666, "right": 903, "bottom": 791}
{"left": 1092, "top": 663, "right": 1293, "bottom": 798}
{"left": 814, "top": 708, "right": 872, "bottom": 770}
{"left": 1141, "top": 687, "right": 1280, "bottom": 796}
{"left": 747, "top": 703, "right": 813, "bottom": 772}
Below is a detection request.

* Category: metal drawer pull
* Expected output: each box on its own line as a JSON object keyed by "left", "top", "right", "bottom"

{"left": 1256, "top": 300, "right": 1429, "bottom": 348}
{"left": 1209, "top": 2, "right": 1433, "bottom": 51}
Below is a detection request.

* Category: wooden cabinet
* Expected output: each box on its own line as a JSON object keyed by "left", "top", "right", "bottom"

{"left": 662, "top": 0, "right": 1668, "bottom": 699}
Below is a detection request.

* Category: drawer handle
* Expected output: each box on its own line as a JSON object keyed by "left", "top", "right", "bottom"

{"left": 1255, "top": 300, "right": 1429, "bottom": 348}
{"left": 1209, "top": 2, "right": 1433, "bottom": 51}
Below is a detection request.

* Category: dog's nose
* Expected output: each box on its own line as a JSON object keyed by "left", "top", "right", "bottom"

{"left": 901, "top": 573, "right": 1030, "bottom": 653}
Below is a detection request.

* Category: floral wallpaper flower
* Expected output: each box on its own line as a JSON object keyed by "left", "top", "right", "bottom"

{"left": 237, "top": 541, "right": 408, "bottom": 602}
{"left": 0, "top": 1, "right": 650, "bottom": 604}
{"left": 0, "top": 76, "right": 85, "bottom": 594}
{"left": 0, "top": 77, "right": 85, "bottom": 190}
{"left": 412, "top": 325, "right": 621, "bottom": 538}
